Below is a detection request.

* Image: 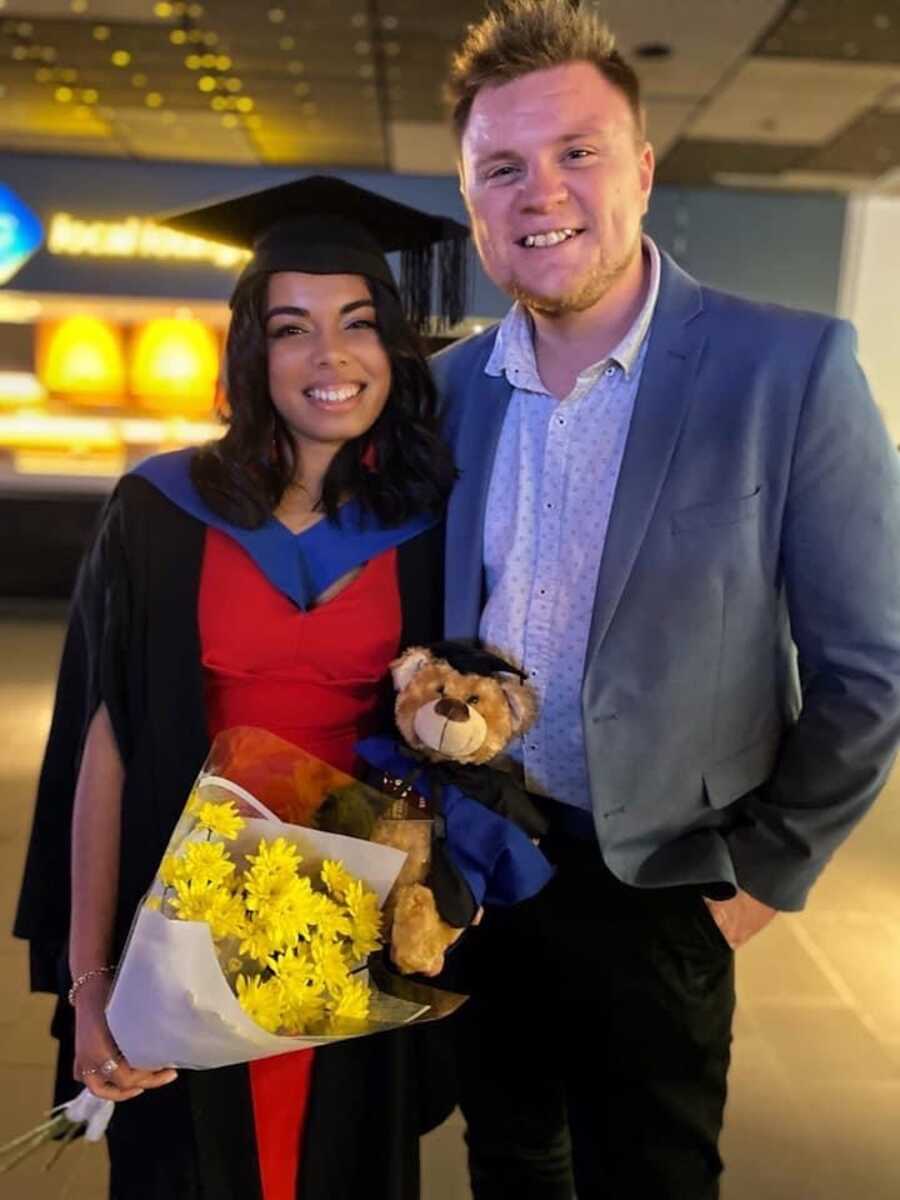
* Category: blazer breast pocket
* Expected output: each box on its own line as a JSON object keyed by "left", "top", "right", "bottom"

{"left": 671, "top": 487, "right": 762, "bottom": 534}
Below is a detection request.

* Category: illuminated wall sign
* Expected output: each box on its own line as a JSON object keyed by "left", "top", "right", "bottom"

{"left": 0, "top": 184, "right": 44, "bottom": 286}
{"left": 47, "top": 212, "right": 250, "bottom": 270}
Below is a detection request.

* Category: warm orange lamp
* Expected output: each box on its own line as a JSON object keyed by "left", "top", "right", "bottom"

{"left": 37, "top": 315, "right": 127, "bottom": 404}
{"left": 129, "top": 318, "right": 220, "bottom": 417}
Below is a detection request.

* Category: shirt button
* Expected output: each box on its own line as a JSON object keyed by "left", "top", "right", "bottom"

{"left": 557, "top": 418, "right": 565, "bottom": 426}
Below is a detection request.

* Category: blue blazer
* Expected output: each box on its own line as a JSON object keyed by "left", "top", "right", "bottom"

{"left": 433, "top": 252, "right": 900, "bottom": 910}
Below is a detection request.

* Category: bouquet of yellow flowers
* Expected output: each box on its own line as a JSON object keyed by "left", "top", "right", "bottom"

{"left": 105, "top": 727, "right": 456, "bottom": 1070}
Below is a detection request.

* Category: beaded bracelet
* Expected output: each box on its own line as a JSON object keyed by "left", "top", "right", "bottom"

{"left": 68, "top": 965, "right": 116, "bottom": 1007}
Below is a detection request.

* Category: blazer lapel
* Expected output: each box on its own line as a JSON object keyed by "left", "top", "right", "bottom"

{"left": 445, "top": 359, "right": 511, "bottom": 638}
{"left": 586, "top": 254, "right": 706, "bottom": 657}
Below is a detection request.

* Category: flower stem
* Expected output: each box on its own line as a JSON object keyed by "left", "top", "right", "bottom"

{"left": 0, "top": 1118, "right": 69, "bottom": 1173}
{"left": 0, "top": 1115, "right": 65, "bottom": 1158}
{"left": 42, "top": 1119, "right": 82, "bottom": 1171}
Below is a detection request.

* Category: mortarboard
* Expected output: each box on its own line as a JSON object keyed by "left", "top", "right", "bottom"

{"left": 428, "top": 640, "right": 527, "bottom": 680}
{"left": 161, "top": 174, "right": 469, "bottom": 330}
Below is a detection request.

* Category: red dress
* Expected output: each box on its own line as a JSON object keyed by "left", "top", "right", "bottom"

{"left": 198, "top": 527, "right": 402, "bottom": 1200}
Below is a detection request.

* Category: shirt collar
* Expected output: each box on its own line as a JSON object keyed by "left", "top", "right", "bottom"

{"left": 485, "top": 234, "right": 662, "bottom": 391}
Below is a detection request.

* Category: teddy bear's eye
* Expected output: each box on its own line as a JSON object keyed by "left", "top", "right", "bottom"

{"left": 435, "top": 684, "right": 445, "bottom": 696}
{"left": 466, "top": 694, "right": 479, "bottom": 705}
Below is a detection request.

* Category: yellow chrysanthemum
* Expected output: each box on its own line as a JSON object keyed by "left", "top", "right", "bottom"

{"left": 245, "top": 837, "right": 302, "bottom": 885}
{"left": 272, "top": 950, "right": 327, "bottom": 1033}
{"left": 310, "top": 932, "right": 352, "bottom": 994}
{"left": 185, "top": 788, "right": 203, "bottom": 816}
{"left": 247, "top": 877, "right": 320, "bottom": 954}
{"left": 239, "top": 917, "right": 282, "bottom": 965}
{"left": 344, "top": 879, "right": 382, "bottom": 958}
{"left": 281, "top": 984, "right": 327, "bottom": 1034}
{"left": 245, "top": 864, "right": 308, "bottom": 913}
{"left": 327, "top": 977, "right": 372, "bottom": 1034}
{"left": 331, "top": 976, "right": 371, "bottom": 1020}
{"left": 203, "top": 888, "right": 248, "bottom": 941}
{"left": 320, "top": 859, "right": 354, "bottom": 901}
{"left": 309, "top": 892, "right": 353, "bottom": 942}
{"left": 236, "top": 973, "right": 284, "bottom": 1033}
{"left": 193, "top": 799, "right": 245, "bottom": 840}
{"left": 179, "top": 839, "right": 236, "bottom": 886}
{"left": 170, "top": 876, "right": 222, "bottom": 922}
{"left": 268, "top": 945, "right": 314, "bottom": 985}
{"left": 159, "top": 853, "right": 183, "bottom": 887}
{"left": 144, "top": 895, "right": 162, "bottom": 912}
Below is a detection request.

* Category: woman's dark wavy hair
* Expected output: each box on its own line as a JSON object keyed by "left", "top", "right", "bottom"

{"left": 191, "top": 272, "right": 456, "bottom": 528}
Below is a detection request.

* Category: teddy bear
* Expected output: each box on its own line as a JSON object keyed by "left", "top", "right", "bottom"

{"left": 357, "top": 640, "right": 554, "bottom": 976}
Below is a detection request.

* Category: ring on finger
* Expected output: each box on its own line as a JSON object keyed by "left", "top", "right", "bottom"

{"left": 98, "top": 1057, "right": 120, "bottom": 1078}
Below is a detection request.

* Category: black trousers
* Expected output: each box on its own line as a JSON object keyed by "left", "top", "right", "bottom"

{"left": 448, "top": 826, "right": 735, "bottom": 1200}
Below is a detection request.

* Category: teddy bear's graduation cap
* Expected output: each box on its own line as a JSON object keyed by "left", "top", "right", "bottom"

{"left": 160, "top": 174, "right": 469, "bottom": 330}
{"left": 428, "top": 640, "right": 527, "bottom": 681}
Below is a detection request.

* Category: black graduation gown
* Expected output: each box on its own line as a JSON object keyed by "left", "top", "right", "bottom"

{"left": 13, "top": 473, "right": 449, "bottom": 1200}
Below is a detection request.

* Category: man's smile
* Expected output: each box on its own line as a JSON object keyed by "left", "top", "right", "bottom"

{"left": 516, "top": 228, "right": 584, "bottom": 248}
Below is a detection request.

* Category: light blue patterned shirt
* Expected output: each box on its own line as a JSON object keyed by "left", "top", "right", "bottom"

{"left": 479, "top": 236, "right": 662, "bottom": 810}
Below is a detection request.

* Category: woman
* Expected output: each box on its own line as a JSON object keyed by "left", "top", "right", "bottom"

{"left": 14, "top": 176, "right": 468, "bottom": 1200}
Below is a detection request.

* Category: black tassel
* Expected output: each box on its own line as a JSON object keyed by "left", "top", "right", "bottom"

{"left": 400, "top": 226, "right": 469, "bottom": 332}
{"left": 400, "top": 244, "right": 432, "bottom": 333}
{"left": 438, "top": 229, "right": 469, "bottom": 329}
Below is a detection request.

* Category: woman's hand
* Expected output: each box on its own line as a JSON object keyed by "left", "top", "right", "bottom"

{"left": 73, "top": 975, "right": 178, "bottom": 1102}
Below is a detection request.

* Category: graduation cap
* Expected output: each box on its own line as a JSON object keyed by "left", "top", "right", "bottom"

{"left": 429, "top": 640, "right": 527, "bottom": 680}
{"left": 160, "top": 174, "right": 469, "bottom": 330}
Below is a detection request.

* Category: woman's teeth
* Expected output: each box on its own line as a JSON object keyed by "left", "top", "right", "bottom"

{"left": 521, "top": 228, "right": 578, "bottom": 248}
{"left": 305, "top": 384, "right": 363, "bottom": 404}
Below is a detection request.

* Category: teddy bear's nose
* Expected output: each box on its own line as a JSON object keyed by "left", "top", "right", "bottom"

{"left": 434, "top": 697, "right": 469, "bottom": 723}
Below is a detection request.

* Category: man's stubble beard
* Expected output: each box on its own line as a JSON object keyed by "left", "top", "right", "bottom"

{"left": 508, "top": 230, "right": 642, "bottom": 319}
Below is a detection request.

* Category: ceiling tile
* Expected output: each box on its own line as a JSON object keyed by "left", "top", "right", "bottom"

{"left": 759, "top": 0, "right": 900, "bottom": 65}
{"left": 645, "top": 99, "right": 698, "bottom": 158}
{"left": 110, "top": 106, "right": 261, "bottom": 164}
{"left": 2, "top": 0, "right": 162, "bottom": 21}
{"left": 595, "top": 0, "right": 786, "bottom": 99}
{"left": 657, "top": 138, "right": 811, "bottom": 185}
{"left": 0, "top": 93, "right": 112, "bottom": 138}
{"left": 801, "top": 109, "right": 900, "bottom": 174}
{"left": 687, "top": 57, "right": 900, "bottom": 144}
{"left": 389, "top": 120, "right": 456, "bottom": 174}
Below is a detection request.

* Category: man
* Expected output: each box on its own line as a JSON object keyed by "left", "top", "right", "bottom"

{"left": 433, "top": 2, "right": 900, "bottom": 1197}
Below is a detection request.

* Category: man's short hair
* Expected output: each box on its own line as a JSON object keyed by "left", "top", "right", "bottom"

{"left": 446, "top": 0, "right": 644, "bottom": 142}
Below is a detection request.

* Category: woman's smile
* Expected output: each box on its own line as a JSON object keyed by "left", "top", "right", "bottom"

{"left": 303, "top": 381, "right": 367, "bottom": 410}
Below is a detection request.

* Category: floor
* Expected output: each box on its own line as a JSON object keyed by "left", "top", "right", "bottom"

{"left": 0, "top": 615, "right": 897, "bottom": 1199}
